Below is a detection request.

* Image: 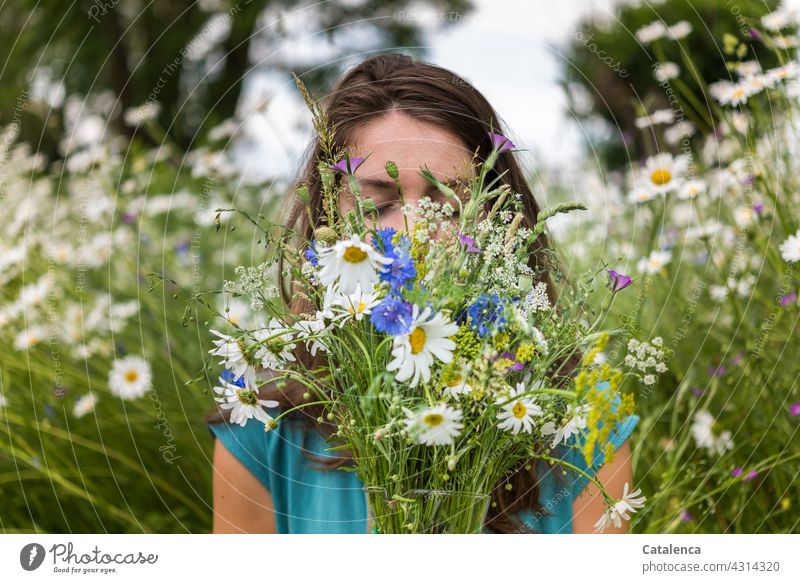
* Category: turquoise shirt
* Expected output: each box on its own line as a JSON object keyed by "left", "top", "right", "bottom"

{"left": 208, "top": 386, "right": 638, "bottom": 534}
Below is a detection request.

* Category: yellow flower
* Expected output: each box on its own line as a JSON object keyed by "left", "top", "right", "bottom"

{"left": 492, "top": 331, "right": 511, "bottom": 350}
{"left": 515, "top": 342, "right": 537, "bottom": 363}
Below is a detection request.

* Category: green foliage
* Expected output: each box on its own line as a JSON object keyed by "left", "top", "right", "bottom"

{"left": 561, "top": 0, "right": 779, "bottom": 169}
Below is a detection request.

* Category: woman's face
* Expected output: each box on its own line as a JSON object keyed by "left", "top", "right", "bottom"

{"left": 340, "top": 110, "right": 473, "bottom": 232}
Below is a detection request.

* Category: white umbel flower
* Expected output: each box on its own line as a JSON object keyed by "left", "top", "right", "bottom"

{"left": 691, "top": 410, "right": 734, "bottom": 455}
{"left": 213, "top": 376, "right": 279, "bottom": 427}
{"left": 593, "top": 483, "right": 647, "bottom": 533}
{"left": 317, "top": 234, "right": 393, "bottom": 295}
{"left": 779, "top": 229, "right": 800, "bottom": 263}
{"left": 496, "top": 382, "right": 543, "bottom": 435}
{"left": 209, "top": 329, "right": 256, "bottom": 389}
{"left": 386, "top": 305, "right": 458, "bottom": 387}
{"left": 404, "top": 403, "right": 464, "bottom": 446}
{"left": 108, "top": 355, "right": 152, "bottom": 400}
{"left": 253, "top": 318, "right": 297, "bottom": 370}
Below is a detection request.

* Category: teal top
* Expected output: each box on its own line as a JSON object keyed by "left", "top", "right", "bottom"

{"left": 208, "top": 384, "right": 638, "bottom": 534}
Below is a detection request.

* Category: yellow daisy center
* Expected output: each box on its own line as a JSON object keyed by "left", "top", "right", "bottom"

{"left": 125, "top": 370, "right": 139, "bottom": 383}
{"left": 236, "top": 389, "right": 259, "bottom": 407}
{"left": 512, "top": 401, "right": 527, "bottom": 419}
{"left": 446, "top": 374, "right": 463, "bottom": 388}
{"left": 347, "top": 301, "right": 366, "bottom": 315}
{"left": 409, "top": 327, "right": 426, "bottom": 354}
{"left": 343, "top": 245, "right": 368, "bottom": 263}
{"left": 650, "top": 168, "right": 672, "bottom": 186}
{"left": 423, "top": 413, "right": 444, "bottom": 426}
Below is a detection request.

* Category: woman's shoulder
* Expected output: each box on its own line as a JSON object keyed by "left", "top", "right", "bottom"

{"left": 207, "top": 409, "right": 346, "bottom": 491}
{"left": 208, "top": 407, "right": 297, "bottom": 490}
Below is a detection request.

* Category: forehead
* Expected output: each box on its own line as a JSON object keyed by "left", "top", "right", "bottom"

{"left": 348, "top": 110, "right": 473, "bottom": 180}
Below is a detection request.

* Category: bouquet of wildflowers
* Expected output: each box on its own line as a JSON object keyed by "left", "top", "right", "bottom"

{"left": 205, "top": 83, "right": 644, "bottom": 533}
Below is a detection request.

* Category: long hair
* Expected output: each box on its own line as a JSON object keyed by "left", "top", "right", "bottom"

{"left": 209, "top": 53, "right": 575, "bottom": 533}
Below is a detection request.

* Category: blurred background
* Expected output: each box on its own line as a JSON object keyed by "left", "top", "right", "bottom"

{"left": 1, "top": 0, "right": 798, "bottom": 533}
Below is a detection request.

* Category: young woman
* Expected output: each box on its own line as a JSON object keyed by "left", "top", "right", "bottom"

{"left": 208, "top": 53, "right": 638, "bottom": 534}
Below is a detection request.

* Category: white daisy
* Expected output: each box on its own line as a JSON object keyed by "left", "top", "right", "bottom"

{"left": 13, "top": 323, "right": 46, "bottom": 349}
{"left": 73, "top": 393, "right": 97, "bottom": 418}
{"left": 668, "top": 20, "right": 692, "bottom": 40}
{"left": 123, "top": 102, "right": 161, "bottom": 126}
{"left": 441, "top": 364, "right": 473, "bottom": 399}
{"left": 710, "top": 80, "right": 749, "bottom": 106}
{"left": 496, "top": 382, "right": 543, "bottom": 435}
{"left": 19, "top": 277, "right": 49, "bottom": 308}
{"left": 762, "top": 8, "right": 798, "bottom": 31}
{"left": 766, "top": 61, "right": 800, "bottom": 84}
{"left": 733, "top": 206, "right": 755, "bottom": 228}
{"left": 637, "top": 250, "right": 672, "bottom": 274}
{"left": 293, "top": 312, "right": 330, "bottom": 356}
{"left": 108, "top": 355, "right": 152, "bottom": 400}
{"left": 213, "top": 376, "right": 279, "bottom": 427}
{"left": 779, "top": 229, "right": 800, "bottom": 263}
{"left": 691, "top": 410, "right": 734, "bottom": 455}
{"left": 664, "top": 121, "right": 696, "bottom": 146}
{"left": 328, "top": 284, "right": 380, "bottom": 324}
{"left": 636, "top": 21, "right": 667, "bottom": 43}
{"left": 541, "top": 404, "right": 589, "bottom": 447}
{"left": 710, "top": 285, "right": 729, "bottom": 302}
{"left": 386, "top": 305, "right": 458, "bottom": 388}
{"left": 654, "top": 62, "right": 680, "bottom": 82}
{"left": 678, "top": 179, "right": 706, "bottom": 200}
{"left": 626, "top": 184, "right": 657, "bottom": 204}
{"left": 634, "top": 108, "right": 674, "bottom": 129}
{"left": 317, "top": 234, "right": 393, "bottom": 295}
{"left": 593, "top": 483, "right": 647, "bottom": 533}
{"left": 404, "top": 403, "right": 464, "bottom": 446}
{"left": 253, "top": 318, "right": 297, "bottom": 370}
{"left": 642, "top": 153, "right": 688, "bottom": 194}
{"left": 209, "top": 329, "right": 257, "bottom": 389}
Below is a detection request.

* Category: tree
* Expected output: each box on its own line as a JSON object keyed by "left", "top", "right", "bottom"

{"left": 559, "top": 0, "right": 780, "bottom": 169}
{"left": 0, "top": 0, "right": 473, "bottom": 158}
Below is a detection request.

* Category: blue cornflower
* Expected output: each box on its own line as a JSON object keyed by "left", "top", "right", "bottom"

{"left": 370, "top": 296, "right": 413, "bottom": 335}
{"left": 373, "top": 227, "right": 416, "bottom": 291}
{"left": 463, "top": 292, "right": 508, "bottom": 337}
{"left": 221, "top": 368, "right": 247, "bottom": 388}
{"left": 304, "top": 240, "right": 318, "bottom": 266}
{"left": 374, "top": 227, "right": 397, "bottom": 253}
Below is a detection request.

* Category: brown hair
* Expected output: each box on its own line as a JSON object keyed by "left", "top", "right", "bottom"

{"left": 210, "top": 53, "right": 573, "bottom": 533}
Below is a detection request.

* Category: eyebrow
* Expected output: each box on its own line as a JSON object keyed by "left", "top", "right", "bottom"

{"left": 359, "top": 177, "right": 466, "bottom": 198}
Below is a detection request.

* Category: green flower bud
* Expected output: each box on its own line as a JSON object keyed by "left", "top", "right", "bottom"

{"left": 314, "top": 226, "right": 338, "bottom": 246}
{"left": 296, "top": 182, "right": 310, "bottom": 205}
{"left": 385, "top": 160, "right": 399, "bottom": 180}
